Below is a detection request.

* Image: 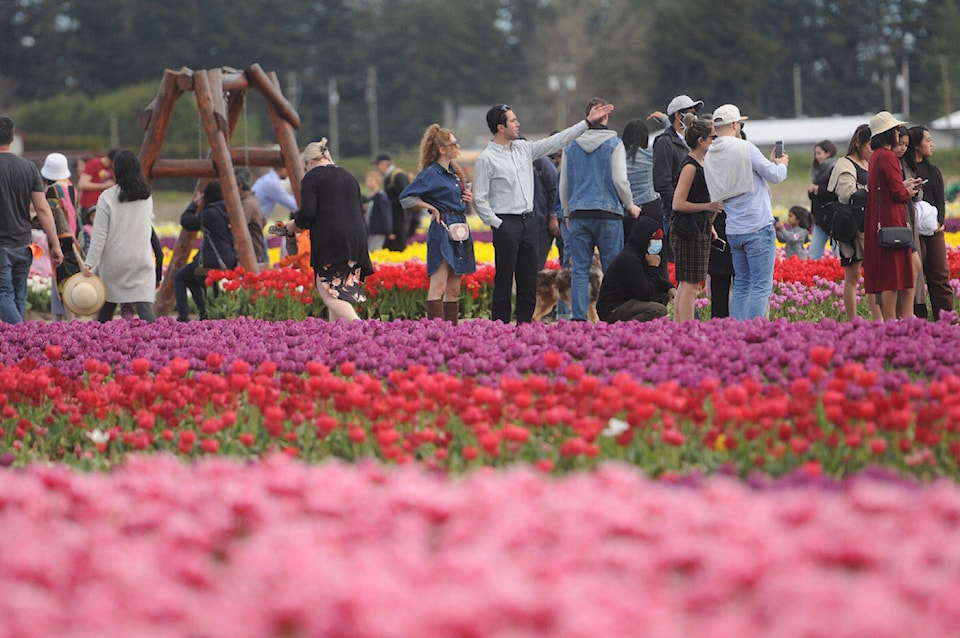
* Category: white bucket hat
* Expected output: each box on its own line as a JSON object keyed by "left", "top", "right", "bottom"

{"left": 60, "top": 273, "right": 107, "bottom": 316}
{"left": 41, "top": 153, "right": 71, "bottom": 181}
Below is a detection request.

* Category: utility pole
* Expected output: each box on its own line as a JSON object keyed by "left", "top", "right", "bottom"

{"left": 109, "top": 112, "right": 119, "bottom": 148}
{"left": 366, "top": 66, "right": 379, "bottom": 157}
{"left": 901, "top": 57, "right": 910, "bottom": 121}
{"left": 883, "top": 73, "right": 892, "bottom": 112}
{"left": 793, "top": 63, "right": 803, "bottom": 118}
{"left": 286, "top": 71, "right": 301, "bottom": 109}
{"left": 942, "top": 56, "right": 953, "bottom": 128}
{"left": 328, "top": 77, "right": 340, "bottom": 159}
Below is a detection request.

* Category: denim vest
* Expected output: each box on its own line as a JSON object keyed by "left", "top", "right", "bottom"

{"left": 564, "top": 137, "right": 624, "bottom": 216}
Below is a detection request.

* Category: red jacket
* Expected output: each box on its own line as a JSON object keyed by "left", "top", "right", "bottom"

{"left": 863, "top": 147, "right": 913, "bottom": 294}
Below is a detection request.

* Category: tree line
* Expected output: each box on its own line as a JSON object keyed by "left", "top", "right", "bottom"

{"left": 3, "top": 0, "right": 958, "bottom": 156}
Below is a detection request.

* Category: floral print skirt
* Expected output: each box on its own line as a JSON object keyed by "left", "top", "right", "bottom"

{"left": 316, "top": 260, "right": 367, "bottom": 304}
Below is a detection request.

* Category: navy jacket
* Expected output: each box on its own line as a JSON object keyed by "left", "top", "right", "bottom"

{"left": 180, "top": 200, "right": 237, "bottom": 270}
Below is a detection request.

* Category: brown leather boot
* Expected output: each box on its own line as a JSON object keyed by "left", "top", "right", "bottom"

{"left": 427, "top": 299, "right": 443, "bottom": 320}
{"left": 443, "top": 300, "right": 459, "bottom": 325}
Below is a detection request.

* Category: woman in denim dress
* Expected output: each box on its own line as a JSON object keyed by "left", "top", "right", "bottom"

{"left": 400, "top": 125, "right": 475, "bottom": 324}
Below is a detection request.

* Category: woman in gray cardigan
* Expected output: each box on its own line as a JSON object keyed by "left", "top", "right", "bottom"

{"left": 82, "top": 150, "right": 157, "bottom": 322}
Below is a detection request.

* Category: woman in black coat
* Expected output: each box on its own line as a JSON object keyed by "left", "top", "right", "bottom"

{"left": 285, "top": 138, "right": 373, "bottom": 321}
{"left": 175, "top": 180, "right": 237, "bottom": 321}
{"left": 597, "top": 215, "right": 676, "bottom": 322}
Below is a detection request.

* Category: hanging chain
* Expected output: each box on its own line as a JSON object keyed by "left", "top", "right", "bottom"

{"left": 243, "top": 92, "right": 250, "bottom": 169}
{"left": 197, "top": 104, "right": 204, "bottom": 159}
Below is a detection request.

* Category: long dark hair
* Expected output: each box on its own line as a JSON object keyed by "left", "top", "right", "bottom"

{"left": 622, "top": 120, "right": 650, "bottom": 162}
{"left": 812, "top": 140, "right": 837, "bottom": 170}
{"left": 113, "top": 150, "right": 151, "bottom": 202}
{"left": 845, "top": 124, "right": 871, "bottom": 158}
{"left": 903, "top": 125, "right": 928, "bottom": 175}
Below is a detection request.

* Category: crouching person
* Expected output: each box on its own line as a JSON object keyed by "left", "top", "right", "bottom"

{"left": 597, "top": 216, "right": 676, "bottom": 322}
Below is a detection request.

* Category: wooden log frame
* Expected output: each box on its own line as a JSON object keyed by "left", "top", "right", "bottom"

{"left": 138, "top": 64, "right": 304, "bottom": 316}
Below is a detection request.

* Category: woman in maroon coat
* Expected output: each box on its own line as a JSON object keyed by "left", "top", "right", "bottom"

{"left": 863, "top": 112, "right": 923, "bottom": 321}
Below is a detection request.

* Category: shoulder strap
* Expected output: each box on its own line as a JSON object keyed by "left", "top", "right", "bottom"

{"left": 199, "top": 209, "right": 228, "bottom": 270}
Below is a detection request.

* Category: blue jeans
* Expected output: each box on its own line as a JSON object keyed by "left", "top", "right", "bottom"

{"left": 809, "top": 223, "right": 830, "bottom": 260}
{"left": 0, "top": 245, "right": 33, "bottom": 324}
{"left": 555, "top": 217, "right": 572, "bottom": 319}
{"left": 727, "top": 223, "right": 776, "bottom": 320}
{"left": 568, "top": 217, "right": 623, "bottom": 320}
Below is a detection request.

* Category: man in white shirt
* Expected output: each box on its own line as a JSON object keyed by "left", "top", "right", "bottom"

{"left": 704, "top": 104, "right": 789, "bottom": 320}
{"left": 252, "top": 166, "right": 299, "bottom": 256}
{"left": 252, "top": 167, "right": 298, "bottom": 218}
{"left": 473, "top": 101, "right": 614, "bottom": 324}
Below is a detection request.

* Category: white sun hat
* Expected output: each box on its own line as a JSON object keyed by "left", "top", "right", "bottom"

{"left": 60, "top": 273, "right": 107, "bottom": 316}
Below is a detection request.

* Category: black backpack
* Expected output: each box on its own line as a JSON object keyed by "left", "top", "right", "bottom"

{"left": 821, "top": 158, "right": 867, "bottom": 243}
{"left": 820, "top": 188, "right": 866, "bottom": 244}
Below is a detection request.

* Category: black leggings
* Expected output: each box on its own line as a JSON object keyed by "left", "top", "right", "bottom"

{"left": 97, "top": 301, "right": 157, "bottom": 323}
{"left": 710, "top": 273, "right": 733, "bottom": 319}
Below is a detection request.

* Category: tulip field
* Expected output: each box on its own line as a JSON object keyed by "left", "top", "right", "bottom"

{"left": 6, "top": 222, "right": 960, "bottom": 636}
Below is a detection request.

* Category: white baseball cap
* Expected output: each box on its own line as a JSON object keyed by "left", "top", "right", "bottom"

{"left": 712, "top": 104, "right": 749, "bottom": 126}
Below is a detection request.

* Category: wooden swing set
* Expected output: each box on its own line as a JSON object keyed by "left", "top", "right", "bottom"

{"left": 137, "top": 63, "right": 303, "bottom": 315}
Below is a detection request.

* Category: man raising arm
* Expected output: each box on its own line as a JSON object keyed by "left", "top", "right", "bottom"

{"left": 472, "top": 101, "right": 614, "bottom": 324}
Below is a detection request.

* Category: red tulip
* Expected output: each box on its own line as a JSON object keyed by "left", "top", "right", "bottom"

{"left": 869, "top": 438, "right": 888, "bottom": 455}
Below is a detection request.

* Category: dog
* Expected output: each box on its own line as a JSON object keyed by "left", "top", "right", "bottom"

{"left": 533, "top": 253, "right": 603, "bottom": 322}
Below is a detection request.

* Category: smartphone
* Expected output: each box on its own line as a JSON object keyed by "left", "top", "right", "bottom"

{"left": 774, "top": 140, "right": 784, "bottom": 158}
{"left": 711, "top": 238, "right": 727, "bottom": 252}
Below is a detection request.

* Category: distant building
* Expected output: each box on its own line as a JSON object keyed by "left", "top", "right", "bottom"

{"left": 930, "top": 109, "right": 960, "bottom": 148}
{"left": 10, "top": 131, "right": 24, "bottom": 156}
{"left": 456, "top": 107, "right": 958, "bottom": 154}
{"left": 455, "top": 105, "right": 499, "bottom": 150}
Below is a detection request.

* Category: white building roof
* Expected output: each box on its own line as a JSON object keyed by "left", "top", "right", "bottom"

{"left": 648, "top": 115, "right": 877, "bottom": 150}
{"left": 931, "top": 109, "right": 960, "bottom": 131}
{"left": 731, "top": 115, "right": 876, "bottom": 147}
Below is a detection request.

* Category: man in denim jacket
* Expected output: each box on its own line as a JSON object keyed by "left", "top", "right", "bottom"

{"left": 559, "top": 98, "right": 640, "bottom": 321}
{"left": 473, "top": 100, "right": 614, "bottom": 324}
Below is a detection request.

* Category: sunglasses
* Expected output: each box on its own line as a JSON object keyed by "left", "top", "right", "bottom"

{"left": 443, "top": 140, "right": 460, "bottom": 148}
{"left": 499, "top": 104, "right": 511, "bottom": 112}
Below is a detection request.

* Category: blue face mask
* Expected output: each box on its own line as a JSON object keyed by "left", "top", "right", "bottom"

{"left": 648, "top": 239, "right": 663, "bottom": 255}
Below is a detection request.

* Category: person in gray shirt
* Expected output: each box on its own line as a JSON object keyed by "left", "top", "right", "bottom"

{"left": 0, "top": 116, "right": 64, "bottom": 323}
{"left": 473, "top": 101, "right": 615, "bottom": 324}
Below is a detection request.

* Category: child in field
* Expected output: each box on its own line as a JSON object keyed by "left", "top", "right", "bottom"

{"left": 776, "top": 206, "right": 812, "bottom": 259}
{"left": 80, "top": 207, "right": 96, "bottom": 254}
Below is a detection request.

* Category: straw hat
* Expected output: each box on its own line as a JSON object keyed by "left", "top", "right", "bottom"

{"left": 869, "top": 111, "right": 907, "bottom": 137}
{"left": 60, "top": 273, "right": 106, "bottom": 316}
